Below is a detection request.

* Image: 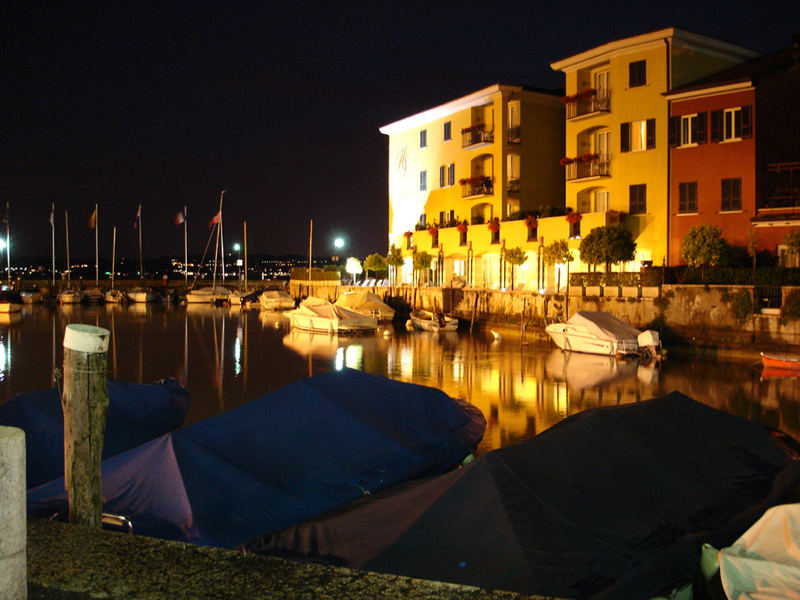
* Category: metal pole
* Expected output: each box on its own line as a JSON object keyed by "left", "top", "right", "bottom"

{"left": 184, "top": 205, "right": 188, "bottom": 286}
{"left": 94, "top": 203, "right": 99, "bottom": 284}
{"left": 51, "top": 203, "right": 55, "bottom": 288}
{"left": 243, "top": 221, "right": 248, "bottom": 291}
{"left": 138, "top": 203, "right": 143, "bottom": 279}
{"left": 308, "top": 219, "right": 313, "bottom": 297}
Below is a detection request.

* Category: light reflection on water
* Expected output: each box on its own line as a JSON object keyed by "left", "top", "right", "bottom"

{"left": 1, "top": 303, "right": 798, "bottom": 453}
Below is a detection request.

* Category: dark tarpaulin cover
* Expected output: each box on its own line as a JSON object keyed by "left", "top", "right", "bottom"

{"left": 27, "top": 368, "right": 486, "bottom": 549}
{"left": 245, "top": 392, "right": 800, "bottom": 599}
{"left": 0, "top": 378, "right": 189, "bottom": 488}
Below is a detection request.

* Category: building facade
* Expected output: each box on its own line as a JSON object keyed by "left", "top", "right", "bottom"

{"left": 380, "top": 84, "right": 565, "bottom": 289}
{"left": 666, "top": 42, "right": 800, "bottom": 265}
{"left": 550, "top": 29, "right": 757, "bottom": 268}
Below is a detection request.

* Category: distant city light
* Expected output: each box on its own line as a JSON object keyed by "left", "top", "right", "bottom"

{"left": 334, "top": 237, "right": 345, "bottom": 249}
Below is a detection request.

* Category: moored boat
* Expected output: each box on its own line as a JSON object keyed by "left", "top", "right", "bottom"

{"left": 127, "top": 287, "right": 156, "bottom": 303}
{"left": 57, "top": 288, "right": 82, "bottom": 304}
{"left": 334, "top": 291, "right": 395, "bottom": 321}
{"left": 760, "top": 352, "right": 800, "bottom": 370}
{"left": 105, "top": 288, "right": 126, "bottom": 303}
{"left": 20, "top": 288, "right": 43, "bottom": 304}
{"left": 0, "top": 290, "right": 23, "bottom": 313}
{"left": 81, "top": 287, "right": 105, "bottom": 304}
{"left": 259, "top": 289, "right": 296, "bottom": 311}
{"left": 545, "top": 310, "right": 661, "bottom": 360}
{"left": 286, "top": 297, "right": 377, "bottom": 333}
{"left": 185, "top": 286, "right": 230, "bottom": 304}
{"left": 408, "top": 309, "right": 458, "bottom": 332}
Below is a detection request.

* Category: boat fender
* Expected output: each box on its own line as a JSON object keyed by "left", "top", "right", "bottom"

{"left": 640, "top": 346, "right": 656, "bottom": 365}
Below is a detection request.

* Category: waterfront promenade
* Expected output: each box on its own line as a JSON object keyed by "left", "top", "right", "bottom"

{"left": 27, "top": 519, "right": 558, "bottom": 600}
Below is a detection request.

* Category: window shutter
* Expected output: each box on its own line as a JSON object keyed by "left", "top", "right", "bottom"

{"left": 646, "top": 118, "right": 656, "bottom": 149}
{"left": 697, "top": 112, "right": 707, "bottom": 144}
{"left": 710, "top": 110, "right": 721, "bottom": 142}
{"left": 620, "top": 122, "right": 630, "bottom": 153}
{"left": 741, "top": 105, "right": 752, "bottom": 138}
{"left": 668, "top": 116, "right": 679, "bottom": 147}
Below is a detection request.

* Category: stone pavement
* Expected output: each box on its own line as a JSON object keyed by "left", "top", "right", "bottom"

{"left": 27, "top": 519, "right": 560, "bottom": 600}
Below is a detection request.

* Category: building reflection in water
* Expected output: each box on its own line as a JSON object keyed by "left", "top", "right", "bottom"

{"left": 0, "top": 305, "right": 799, "bottom": 454}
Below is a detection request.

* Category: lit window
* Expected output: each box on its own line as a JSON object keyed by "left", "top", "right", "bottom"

{"left": 621, "top": 119, "right": 655, "bottom": 152}
{"left": 678, "top": 182, "right": 697, "bottom": 213}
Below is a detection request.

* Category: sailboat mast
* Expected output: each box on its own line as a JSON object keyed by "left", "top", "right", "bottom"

{"left": 243, "top": 221, "right": 248, "bottom": 291}
{"left": 111, "top": 226, "right": 117, "bottom": 289}
{"left": 94, "top": 203, "right": 99, "bottom": 284}
{"left": 307, "top": 219, "right": 312, "bottom": 295}
{"left": 137, "top": 203, "right": 143, "bottom": 279}
{"left": 5, "top": 201, "right": 10, "bottom": 287}
{"left": 65, "top": 210, "right": 70, "bottom": 285}
{"left": 50, "top": 203, "right": 55, "bottom": 287}
{"left": 183, "top": 205, "right": 188, "bottom": 286}
{"left": 219, "top": 198, "right": 225, "bottom": 286}
{"left": 212, "top": 190, "right": 224, "bottom": 289}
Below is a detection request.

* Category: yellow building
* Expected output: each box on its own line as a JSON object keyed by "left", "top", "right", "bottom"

{"left": 550, "top": 29, "right": 756, "bottom": 267}
{"left": 380, "top": 84, "right": 565, "bottom": 289}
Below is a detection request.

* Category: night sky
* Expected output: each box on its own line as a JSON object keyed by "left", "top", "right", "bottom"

{"left": 3, "top": 1, "right": 799, "bottom": 264}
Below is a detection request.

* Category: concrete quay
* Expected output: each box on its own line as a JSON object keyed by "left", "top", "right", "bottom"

{"left": 26, "top": 519, "right": 559, "bottom": 600}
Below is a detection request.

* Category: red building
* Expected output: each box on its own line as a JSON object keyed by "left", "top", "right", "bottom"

{"left": 666, "top": 40, "right": 800, "bottom": 265}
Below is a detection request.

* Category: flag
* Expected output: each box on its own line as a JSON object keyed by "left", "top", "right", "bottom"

{"left": 89, "top": 206, "right": 97, "bottom": 229}
{"left": 49, "top": 205, "right": 54, "bottom": 227}
{"left": 174, "top": 211, "right": 185, "bottom": 226}
{"left": 134, "top": 205, "right": 141, "bottom": 229}
{"left": 208, "top": 211, "right": 221, "bottom": 228}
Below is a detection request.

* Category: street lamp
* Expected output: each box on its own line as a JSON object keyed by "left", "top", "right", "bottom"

{"left": 233, "top": 243, "right": 242, "bottom": 288}
{"left": 332, "top": 236, "right": 345, "bottom": 263}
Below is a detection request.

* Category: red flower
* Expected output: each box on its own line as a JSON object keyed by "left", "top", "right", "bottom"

{"left": 525, "top": 215, "right": 538, "bottom": 229}
{"left": 403, "top": 231, "right": 413, "bottom": 238}
{"left": 427, "top": 225, "right": 438, "bottom": 236}
{"left": 566, "top": 212, "right": 582, "bottom": 224}
{"left": 559, "top": 156, "right": 573, "bottom": 166}
{"left": 457, "top": 221, "right": 468, "bottom": 233}
{"left": 487, "top": 218, "right": 500, "bottom": 233}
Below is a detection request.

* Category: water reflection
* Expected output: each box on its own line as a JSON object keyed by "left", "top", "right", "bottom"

{"left": 0, "top": 304, "right": 797, "bottom": 453}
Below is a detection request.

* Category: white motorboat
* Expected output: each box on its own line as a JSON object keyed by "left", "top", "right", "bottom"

{"left": 0, "top": 291, "right": 23, "bottom": 313}
{"left": 105, "top": 289, "right": 126, "bottom": 303}
{"left": 285, "top": 297, "right": 378, "bottom": 333}
{"left": 185, "top": 286, "right": 230, "bottom": 304}
{"left": 545, "top": 311, "right": 660, "bottom": 360}
{"left": 334, "top": 291, "right": 395, "bottom": 321}
{"left": 127, "top": 287, "right": 156, "bottom": 303}
{"left": 57, "top": 289, "right": 82, "bottom": 304}
{"left": 259, "top": 290, "right": 296, "bottom": 311}
{"left": 408, "top": 309, "right": 458, "bottom": 332}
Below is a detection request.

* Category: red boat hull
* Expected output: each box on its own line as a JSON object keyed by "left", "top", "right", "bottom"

{"left": 761, "top": 352, "right": 800, "bottom": 370}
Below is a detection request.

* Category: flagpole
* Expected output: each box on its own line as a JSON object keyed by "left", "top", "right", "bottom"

{"left": 65, "top": 210, "right": 70, "bottom": 286}
{"left": 183, "top": 205, "right": 188, "bottom": 286}
{"left": 94, "top": 203, "right": 99, "bottom": 284}
{"left": 50, "top": 203, "right": 55, "bottom": 288}
{"left": 5, "top": 201, "right": 10, "bottom": 287}
{"left": 219, "top": 194, "right": 225, "bottom": 286}
{"left": 243, "top": 220, "right": 248, "bottom": 292}
{"left": 307, "top": 219, "right": 312, "bottom": 296}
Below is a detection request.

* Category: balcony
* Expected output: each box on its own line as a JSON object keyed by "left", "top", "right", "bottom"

{"left": 564, "top": 89, "right": 611, "bottom": 120}
{"left": 563, "top": 154, "right": 610, "bottom": 181}
{"left": 507, "top": 126, "right": 521, "bottom": 144}
{"left": 507, "top": 178, "right": 521, "bottom": 193}
{"left": 460, "top": 176, "right": 493, "bottom": 198}
{"left": 462, "top": 124, "right": 494, "bottom": 148}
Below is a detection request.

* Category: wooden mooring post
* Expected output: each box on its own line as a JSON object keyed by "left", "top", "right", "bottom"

{"left": 62, "top": 323, "right": 110, "bottom": 529}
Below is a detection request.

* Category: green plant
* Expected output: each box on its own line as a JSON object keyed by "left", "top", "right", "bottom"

{"left": 781, "top": 289, "right": 800, "bottom": 323}
{"left": 504, "top": 247, "right": 528, "bottom": 290}
{"left": 578, "top": 224, "right": 636, "bottom": 272}
{"left": 730, "top": 290, "right": 753, "bottom": 325}
{"left": 680, "top": 225, "right": 729, "bottom": 282}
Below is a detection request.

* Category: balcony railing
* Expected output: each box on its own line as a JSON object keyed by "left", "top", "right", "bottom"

{"left": 565, "top": 89, "right": 611, "bottom": 119}
{"left": 507, "top": 126, "right": 521, "bottom": 144}
{"left": 462, "top": 126, "right": 494, "bottom": 148}
{"left": 565, "top": 155, "right": 610, "bottom": 181}
{"left": 507, "top": 178, "right": 521, "bottom": 192}
{"left": 461, "top": 177, "right": 493, "bottom": 198}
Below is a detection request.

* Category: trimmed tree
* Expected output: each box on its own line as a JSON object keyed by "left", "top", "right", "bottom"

{"left": 364, "top": 253, "right": 387, "bottom": 281}
{"left": 579, "top": 224, "right": 637, "bottom": 273}
{"left": 385, "top": 244, "right": 404, "bottom": 286}
{"left": 543, "top": 239, "right": 574, "bottom": 316}
{"left": 504, "top": 247, "right": 528, "bottom": 290}
{"left": 412, "top": 251, "right": 432, "bottom": 287}
{"left": 784, "top": 229, "right": 800, "bottom": 264}
{"left": 680, "top": 225, "right": 728, "bottom": 282}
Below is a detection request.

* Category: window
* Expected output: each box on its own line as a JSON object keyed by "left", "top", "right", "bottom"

{"left": 595, "top": 190, "right": 610, "bottom": 213}
{"left": 681, "top": 115, "right": 696, "bottom": 146}
{"left": 420, "top": 129, "right": 427, "bottom": 148}
{"left": 443, "top": 122, "right": 451, "bottom": 142}
{"left": 629, "top": 184, "right": 646, "bottom": 214}
{"left": 419, "top": 170, "right": 427, "bottom": 191}
{"left": 439, "top": 166, "right": 446, "bottom": 188}
{"left": 678, "top": 182, "right": 698, "bottom": 213}
{"left": 439, "top": 210, "right": 454, "bottom": 226}
{"left": 710, "top": 106, "right": 752, "bottom": 142}
{"left": 629, "top": 60, "right": 646, "bottom": 87}
{"left": 721, "top": 178, "right": 742, "bottom": 211}
{"left": 669, "top": 112, "right": 707, "bottom": 147}
{"left": 448, "top": 163, "right": 455, "bottom": 186}
{"left": 621, "top": 119, "right": 655, "bottom": 152}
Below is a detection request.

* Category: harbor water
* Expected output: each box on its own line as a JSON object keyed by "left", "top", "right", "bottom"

{"left": 1, "top": 302, "right": 798, "bottom": 454}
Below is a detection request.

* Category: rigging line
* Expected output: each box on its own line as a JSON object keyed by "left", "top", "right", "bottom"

{"left": 190, "top": 222, "right": 218, "bottom": 289}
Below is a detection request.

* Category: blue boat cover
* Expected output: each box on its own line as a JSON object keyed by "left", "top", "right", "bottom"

{"left": 1, "top": 378, "right": 189, "bottom": 488}
{"left": 28, "top": 368, "right": 486, "bottom": 548}
{"left": 245, "top": 392, "right": 800, "bottom": 599}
